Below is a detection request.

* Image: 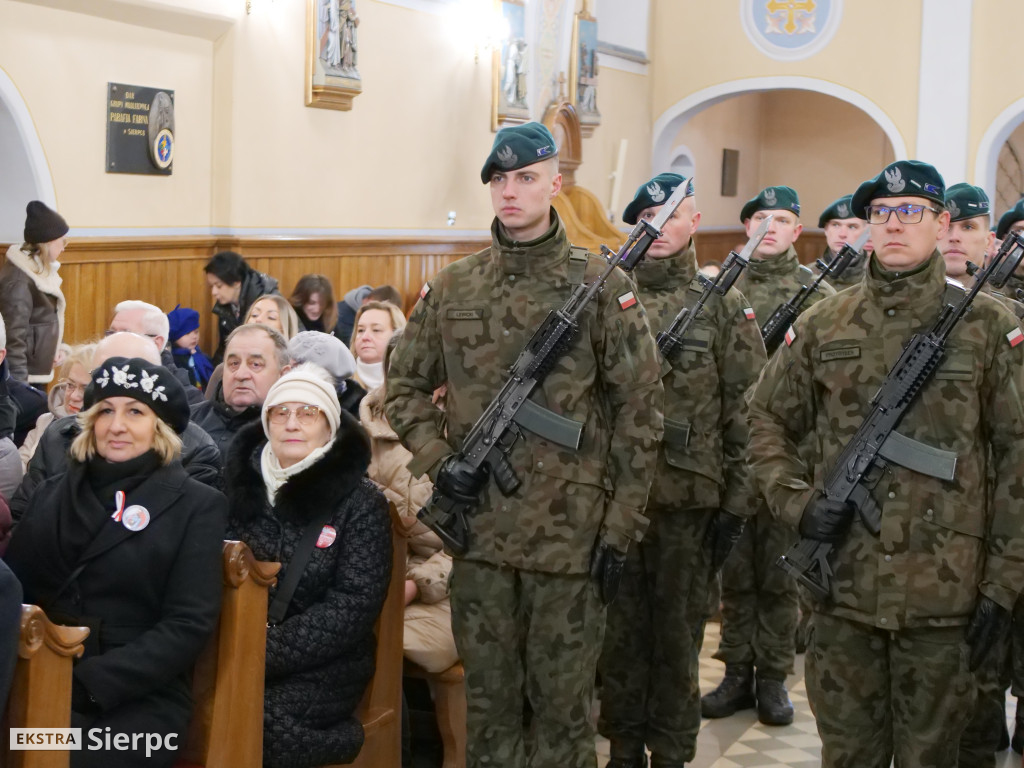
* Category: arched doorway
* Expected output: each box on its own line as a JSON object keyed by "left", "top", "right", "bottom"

{"left": 0, "top": 67, "right": 55, "bottom": 242}
{"left": 975, "top": 100, "right": 1024, "bottom": 213}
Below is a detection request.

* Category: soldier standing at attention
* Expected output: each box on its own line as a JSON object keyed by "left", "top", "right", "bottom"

{"left": 702, "top": 185, "right": 834, "bottom": 726}
{"left": 385, "top": 122, "right": 664, "bottom": 768}
{"left": 597, "top": 174, "right": 766, "bottom": 768}
{"left": 747, "top": 160, "right": 1024, "bottom": 768}
{"left": 818, "top": 194, "right": 870, "bottom": 290}
{"left": 995, "top": 198, "right": 1024, "bottom": 301}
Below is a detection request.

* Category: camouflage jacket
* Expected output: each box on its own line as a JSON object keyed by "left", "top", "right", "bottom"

{"left": 816, "top": 245, "right": 868, "bottom": 290}
{"left": 633, "top": 241, "right": 766, "bottom": 516}
{"left": 748, "top": 252, "right": 1024, "bottom": 628}
{"left": 385, "top": 212, "right": 664, "bottom": 573}
{"left": 733, "top": 246, "right": 836, "bottom": 326}
{"left": 982, "top": 282, "right": 1024, "bottom": 321}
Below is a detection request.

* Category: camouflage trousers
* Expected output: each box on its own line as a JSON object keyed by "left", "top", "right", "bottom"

{"left": 714, "top": 502, "right": 797, "bottom": 677}
{"left": 806, "top": 612, "right": 974, "bottom": 768}
{"left": 598, "top": 507, "right": 716, "bottom": 763}
{"left": 449, "top": 558, "right": 605, "bottom": 768}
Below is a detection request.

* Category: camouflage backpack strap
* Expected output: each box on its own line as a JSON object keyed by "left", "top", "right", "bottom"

{"left": 567, "top": 245, "right": 591, "bottom": 285}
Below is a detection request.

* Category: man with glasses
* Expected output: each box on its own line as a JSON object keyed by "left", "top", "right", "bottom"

{"left": 108, "top": 300, "right": 204, "bottom": 405}
{"left": 747, "top": 160, "right": 1024, "bottom": 767}
{"left": 702, "top": 186, "right": 834, "bottom": 727}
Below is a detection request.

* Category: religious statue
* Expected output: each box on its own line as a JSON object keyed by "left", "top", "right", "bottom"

{"left": 502, "top": 39, "right": 528, "bottom": 108}
{"left": 318, "top": 0, "right": 359, "bottom": 79}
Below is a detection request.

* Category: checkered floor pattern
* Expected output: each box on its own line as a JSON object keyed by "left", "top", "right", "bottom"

{"left": 596, "top": 622, "right": 1024, "bottom": 768}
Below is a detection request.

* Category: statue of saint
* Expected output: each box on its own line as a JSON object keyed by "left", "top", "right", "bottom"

{"left": 502, "top": 39, "right": 528, "bottom": 108}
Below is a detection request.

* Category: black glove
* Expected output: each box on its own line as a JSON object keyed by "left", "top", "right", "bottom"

{"left": 965, "top": 595, "right": 1011, "bottom": 671}
{"left": 435, "top": 454, "right": 489, "bottom": 505}
{"left": 703, "top": 510, "right": 746, "bottom": 573}
{"left": 798, "top": 492, "right": 856, "bottom": 543}
{"left": 589, "top": 539, "right": 628, "bottom": 606}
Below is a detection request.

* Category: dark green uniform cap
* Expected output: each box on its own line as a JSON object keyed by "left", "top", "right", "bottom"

{"left": 818, "top": 194, "right": 859, "bottom": 228}
{"left": 944, "top": 183, "right": 990, "bottom": 223}
{"left": 622, "top": 173, "right": 694, "bottom": 225}
{"left": 851, "top": 160, "right": 945, "bottom": 218}
{"left": 480, "top": 122, "right": 559, "bottom": 184}
{"left": 996, "top": 198, "right": 1024, "bottom": 239}
{"left": 739, "top": 185, "right": 800, "bottom": 222}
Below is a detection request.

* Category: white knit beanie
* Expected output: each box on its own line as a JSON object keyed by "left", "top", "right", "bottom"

{"left": 261, "top": 362, "right": 341, "bottom": 438}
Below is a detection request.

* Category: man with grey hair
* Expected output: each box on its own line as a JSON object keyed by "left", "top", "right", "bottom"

{"left": 10, "top": 332, "right": 222, "bottom": 519}
{"left": 108, "top": 299, "right": 203, "bottom": 404}
{"left": 190, "top": 323, "right": 288, "bottom": 457}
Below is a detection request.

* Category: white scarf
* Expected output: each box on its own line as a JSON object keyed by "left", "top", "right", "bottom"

{"left": 355, "top": 359, "right": 384, "bottom": 390}
{"left": 260, "top": 438, "right": 335, "bottom": 504}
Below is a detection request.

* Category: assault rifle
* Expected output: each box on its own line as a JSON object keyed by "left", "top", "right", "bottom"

{"left": 776, "top": 232, "right": 1024, "bottom": 601}
{"left": 760, "top": 228, "right": 871, "bottom": 355}
{"left": 418, "top": 182, "right": 692, "bottom": 554}
{"left": 657, "top": 216, "right": 772, "bottom": 361}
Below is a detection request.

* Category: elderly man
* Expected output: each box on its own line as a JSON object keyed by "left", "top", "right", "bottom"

{"left": 10, "top": 332, "right": 222, "bottom": 519}
{"left": 190, "top": 323, "right": 288, "bottom": 457}
{"left": 108, "top": 300, "right": 203, "bottom": 405}
{"left": 748, "top": 160, "right": 1024, "bottom": 768}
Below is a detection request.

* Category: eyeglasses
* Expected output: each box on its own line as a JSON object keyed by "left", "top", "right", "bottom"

{"left": 865, "top": 204, "right": 941, "bottom": 225}
{"left": 58, "top": 380, "right": 87, "bottom": 396}
{"left": 104, "top": 329, "right": 158, "bottom": 339}
{"left": 267, "top": 404, "right": 322, "bottom": 425}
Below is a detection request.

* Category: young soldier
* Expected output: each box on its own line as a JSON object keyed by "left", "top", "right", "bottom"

{"left": 995, "top": 198, "right": 1024, "bottom": 301}
{"left": 702, "top": 185, "right": 834, "bottom": 725}
{"left": 748, "top": 160, "right": 1024, "bottom": 768}
{"left": 598, "top": 174, "right": 767, "bottom": 768}
{"left": 818, "top": 194, "right": 869, "bottom": 289}
{"left": 385, "top": 123, "right": 664, "bottom": 768}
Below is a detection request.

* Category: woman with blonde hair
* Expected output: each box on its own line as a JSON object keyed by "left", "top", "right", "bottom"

{"left": 6, "top": 356, "right": 226, "bottom": 767}
{"left": 245, "top": 294, "right": 302, "bottom": 341}
{"left": 19, "top": 342, "right": 96, "bottom": 471}
{"left": 350, "top": 300, "right": 406, "bottom": 391}
{"left": 0, "top": 201, "right": 68, "bottom": 384}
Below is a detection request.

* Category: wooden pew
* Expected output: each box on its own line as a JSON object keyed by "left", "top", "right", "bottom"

{"left": 177, "top": 540, "right": 281, "bottom": 768}
{"left": 404, "top": 659, "right": 466, "bottom": 768}
{"left": 330, "top": 502, "right": 406, "bottom": 768}
{"left": 1, "top": 606, "right": 89, "bottom": 768}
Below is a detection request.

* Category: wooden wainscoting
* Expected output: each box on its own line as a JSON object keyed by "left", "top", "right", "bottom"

{"left": 694, "top": 230, "right": 828, "bottom": 268}
{"left": 13, "top": 235, "right": 489, "bottom": 353}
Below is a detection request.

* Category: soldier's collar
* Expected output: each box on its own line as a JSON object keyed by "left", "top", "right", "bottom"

{"left": 864, "top": 250, "right": 944, "bottom": 307}
{"left": 633, "top": 240, "right": 697, "bottom": 288}
{"left": 491, "top": 211, "right": 567, "bottom": 276}
{"left": 746, "top": 246, "right": 799, "bottom": 280}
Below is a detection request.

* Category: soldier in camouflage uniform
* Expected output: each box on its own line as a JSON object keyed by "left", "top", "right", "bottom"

{"left": 701, "top": 185, "right": 835, "bottom": 726}
{"left": 748, "top": 160, "right": 1024, "bottom": 768}
{"left": 385, "top": 123, "right": 664, "bottom": 768}
{"left": 817, "top": 194, "right": 869, "bottom": 290}
{"left": 597, "top": 174, "right": 766, "bottom": 768}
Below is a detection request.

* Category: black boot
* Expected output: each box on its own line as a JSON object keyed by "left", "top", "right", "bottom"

{"left": 1012, "top": 699, "right": 1024, "bottom": 754}
{"left": 606, "top": 741, "right": 648, "bottom": 768}
{"left": 650, "top": 757, "right": 686, "bottom": 768}
{"left": 701, "top": 663, "right": 755, "bottom": 718}
{"left": 755, "top": 674, "right": 794, "bottom": 726}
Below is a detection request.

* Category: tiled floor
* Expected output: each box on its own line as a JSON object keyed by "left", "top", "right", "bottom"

{"left": 596, "top": 622, "right": 1024, "bottom": 768}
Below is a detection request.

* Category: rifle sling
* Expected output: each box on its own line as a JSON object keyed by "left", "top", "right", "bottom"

{"left": 513, "top": 398, "right": 584, "bottom": 450}
{"left": 877, "top": 429, "right": 957, "bottom": 482}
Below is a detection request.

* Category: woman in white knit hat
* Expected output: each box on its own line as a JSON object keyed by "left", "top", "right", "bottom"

{"left": 224, "top": 362, "right": 392, "bottom": 768}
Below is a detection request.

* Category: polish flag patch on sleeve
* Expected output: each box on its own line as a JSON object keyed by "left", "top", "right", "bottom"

{"left": 743, "top": 307, "right": 756, "bottom": 321}
{"left": 419, "top": 282, "right": 431, "bottom": 299}
{"left": 1007, "top": 327, "right": 1024, "bottom": 348}
{"left": 618, "top": 291, "right": 637, "bottom": 310}
{"left": 784, "top": 326, "right": 797, "bottom": 346}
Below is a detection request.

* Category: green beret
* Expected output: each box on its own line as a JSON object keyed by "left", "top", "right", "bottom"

{"left": 480, "top": 122, "right": 558, "bottom": 184}
{"left": 739, "top": 185, "right": 800, "bottom": 222}
{"left": 622, "top": 173, "right": 694, "bottom": 225}
{"left": 996, "top": 198, "right": 1024, "bottom": 239}
{"left": 851, "top": 160, "right": 945, "bottom": 218}
{"left": 944, "top": 183, "right": 990, "bottom": 223}
{"left": 817, "top": 194, "right": 858, "bottom": 228}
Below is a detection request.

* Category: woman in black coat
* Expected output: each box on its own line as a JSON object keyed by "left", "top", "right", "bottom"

{"left": 4, "top": 357, "right": 227, "bottom": 768}
{"left": 225, "top": 363, "right": 391, "bottom": 768}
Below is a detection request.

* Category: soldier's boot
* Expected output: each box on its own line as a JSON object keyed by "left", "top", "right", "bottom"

{"left": 1012, "top": 699, "right": 1024, "bottom": 754}
{"left": 700, "top": 663, "right": 755, "bottom": 718}
{"left": 606, "top": 739, "right": 648, "bottom": 768}
{"left": 755, "top": 674, "right": 794, "bottom": 726}
{"left": 649, "top": 757, "right": 686, "bottom": 768}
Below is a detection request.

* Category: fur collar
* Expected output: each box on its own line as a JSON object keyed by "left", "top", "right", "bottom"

{"left": 226, "top": 412, "right": 372, "bottom": 525}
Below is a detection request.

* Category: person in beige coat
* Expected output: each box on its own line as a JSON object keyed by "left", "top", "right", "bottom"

{"left": 359, "top": 366, "right": 457, "bottom": 674}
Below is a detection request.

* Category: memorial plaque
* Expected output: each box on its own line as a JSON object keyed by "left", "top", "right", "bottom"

{"left": 106, "top": 82, "right": 174, "bottom": 175}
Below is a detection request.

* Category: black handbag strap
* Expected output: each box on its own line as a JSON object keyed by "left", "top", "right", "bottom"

{"left": 267, "top": 506, "right": 336, "bottom": 626}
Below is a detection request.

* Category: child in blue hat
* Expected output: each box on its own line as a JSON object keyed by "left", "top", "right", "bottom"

{"left": 167, "top": 305, "right": 214, "bottom": 390}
